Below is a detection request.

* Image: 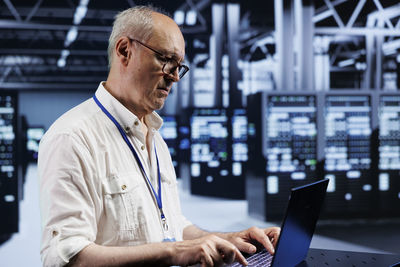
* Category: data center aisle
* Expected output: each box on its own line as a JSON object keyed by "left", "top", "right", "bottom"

{"left": 0, "top": 164, "right": 42, "bottom": 267}
{"left": 315, "top": 220, "right": 400, "bottom": 255}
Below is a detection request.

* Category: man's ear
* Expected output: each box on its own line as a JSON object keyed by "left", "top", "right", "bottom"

{"left": 115, "top": 37, "right": 131, "bottom": 66}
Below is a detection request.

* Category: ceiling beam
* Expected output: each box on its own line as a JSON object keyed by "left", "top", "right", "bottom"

{"left": 315, "top": 27, "right": 400, "bottom": 36}
{"left": 0, "top": 19, "right": 112, "bottom": 31}
{"left": 25, "top": 0, "right": 44, "bottom": 22}
{"left": 0, "top": 19, "right": 207, "bottom": 34}
{"left": 3, "top": 0, "right": 22, "bottom": 21}
{"left": 315, "top": 0, "right": 348, "bottom": 14}
{"left": 323, "top": 0, "right": 345, "bottom": 28}
{"left": 0, "top": 82, "right": 98, "bottom": 90}
{"left": 0, "top": 65, "right": 108, "bottom": 72}
{"left": 6, "top": 75, "right": 106, "bottom": 83}
{"left": 0, "top": 7, "right": 117, "bottom": 20}
{"left": 346, "top": 0, "right": 366, "bottom": 28}
{"left": 0, "top": 48, "right": 107, "bottom": 56}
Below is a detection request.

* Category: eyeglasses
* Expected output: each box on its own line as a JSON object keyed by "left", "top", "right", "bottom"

{"left": 128, "top": 38, "right": 189, "bottom": 79}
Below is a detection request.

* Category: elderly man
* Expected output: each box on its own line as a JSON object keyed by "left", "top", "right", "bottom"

{"left": 38, "top": 6, "right": 280, "bottom": 267}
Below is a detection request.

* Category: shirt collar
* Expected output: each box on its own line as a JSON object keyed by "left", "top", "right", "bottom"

{"left": 94, "top": 82, "right": 163, "bottom": 133}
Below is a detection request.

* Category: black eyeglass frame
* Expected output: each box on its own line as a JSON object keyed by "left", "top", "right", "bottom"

{"left": 128, "top": 37, "right": 189, "bottom": 79}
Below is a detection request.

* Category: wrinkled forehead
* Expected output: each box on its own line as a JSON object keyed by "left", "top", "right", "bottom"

{"left": 149, "top": 12, "right": 186, "bottom": 61}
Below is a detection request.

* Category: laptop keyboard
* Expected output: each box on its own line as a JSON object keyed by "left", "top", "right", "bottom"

{"left": 228, "top": 249, "right": 274, "bottom": 267}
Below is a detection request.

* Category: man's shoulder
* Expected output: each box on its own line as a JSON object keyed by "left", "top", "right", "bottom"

{"left": 44, "top": 98, "right": 99, "bottom": 139}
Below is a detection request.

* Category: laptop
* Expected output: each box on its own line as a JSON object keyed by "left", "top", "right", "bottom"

{"left": 229, "top": 178, "right": 329, "bottom": 267}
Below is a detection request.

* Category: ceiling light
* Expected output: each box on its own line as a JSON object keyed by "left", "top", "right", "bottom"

{"left": 355, "top": 62, "right": 366, "bottom": 70}
{"left": 57, "top": 58, "right": 66, "bottom": 68}
{"left": 61, "top": 49, "right": 70, "bottom": 57}
{"left": 186, "top": 10, "right": 197, "bottom": 26}
{"left": 74, "top": 6, "right": 88, "bottom": 25}
{"left": 174, "top": 10, "right": 185, "bottom": 25}
{"left": 64, "top": 26, "right": 78, "bottom": 47}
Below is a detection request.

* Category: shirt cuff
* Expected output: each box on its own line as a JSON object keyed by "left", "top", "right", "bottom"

{"left": 42, "top": 235, "right": 92, "bottom": 267}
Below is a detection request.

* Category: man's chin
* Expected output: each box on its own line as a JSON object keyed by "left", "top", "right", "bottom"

{"left": 149, "top": 94, "right": 167, "bottom": 111}
{"left": 153, "top": 100, "right": 165, "bottom": 111}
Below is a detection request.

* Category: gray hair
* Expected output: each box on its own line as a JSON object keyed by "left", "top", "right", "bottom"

{"left": 107, "top": 5, "right": 170, "bottom": 68}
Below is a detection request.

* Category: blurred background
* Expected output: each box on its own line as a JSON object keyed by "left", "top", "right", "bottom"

{"left": 0, "top": 0, "right": 400, "bottom": 266}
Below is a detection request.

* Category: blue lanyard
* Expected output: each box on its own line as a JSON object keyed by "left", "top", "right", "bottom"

{"left": 93, "top": 95, "right": 167, "bottom": 226}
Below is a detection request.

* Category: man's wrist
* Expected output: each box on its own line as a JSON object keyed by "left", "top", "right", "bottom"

{"left": 162, "top": 242, "right": 177, "bottom": 266}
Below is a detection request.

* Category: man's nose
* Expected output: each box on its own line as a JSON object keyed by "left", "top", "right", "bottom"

{"left": 165, "top": 69, "right": 180, "bottom": 82}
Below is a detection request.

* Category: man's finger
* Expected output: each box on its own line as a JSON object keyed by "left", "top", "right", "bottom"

{"left": 218, "top": 242, "right": 248, "bottom": 266}
{"left": 233, "top": 247, "right": 248, "bottom": 266}
{"left": 266, "top": 227, "right": 281, "bottom": 247}
{"left": 249, "top": 228, "right": 275, "bottom": 255}
{"left": 240, "top": 243, "right": 257, "bottom": 254}
{"left": 201, "top": 252, "right": 214, "bottom": 267}
{"left": 220, "top": 247, "right": 235, "bottom": 264}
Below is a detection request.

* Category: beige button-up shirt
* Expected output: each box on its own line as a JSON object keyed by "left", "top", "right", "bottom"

{"left": 38, "top": 83, "right": 192, "bottom": 266}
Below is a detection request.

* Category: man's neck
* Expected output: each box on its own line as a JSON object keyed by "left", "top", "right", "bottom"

{"left": 140, "top": 117, "right": 148, "bottom": 138}
{"left": 104, "top": 80, "right": 144, "bottom": 114}
{"left": 103, "top": 81, "right": 150, "bottom": 140}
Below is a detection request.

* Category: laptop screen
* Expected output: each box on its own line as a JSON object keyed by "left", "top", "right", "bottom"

{"left": 271, "top": 179, "right": 329, "bottom": 266}
{"left": 227, "top": 179, "right": 329, "bottom": 267}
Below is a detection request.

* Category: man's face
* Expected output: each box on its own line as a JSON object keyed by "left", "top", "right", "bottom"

{"left": 123, "top": 13, "right": 186, "bottom": 115}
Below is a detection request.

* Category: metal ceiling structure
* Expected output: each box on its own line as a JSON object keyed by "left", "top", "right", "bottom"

{"left": 313, "top": 0, "right": 400, "bottom": 89}
{"left": 239, "top": 0, "right": 400, "bottom": 90}
{"left": 0, "top": 0, "right": 399, "bottom": 91}
{"left": 0, "top": 0, "right": 212, "bottom": 90}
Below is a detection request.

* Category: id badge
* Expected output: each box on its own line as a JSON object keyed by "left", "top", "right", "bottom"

{"left": 163, "top": 237, "right": 176, "bottom": 242}
{"left": 162, "top": 228, "right": 176, "bottom": 242}
{"left": 162, "top": 220, "right": 176, "bottom": 242}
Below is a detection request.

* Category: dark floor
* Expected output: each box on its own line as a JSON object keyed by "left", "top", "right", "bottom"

{"left": 315, "top": 219, "right": 400, "bottom": 254}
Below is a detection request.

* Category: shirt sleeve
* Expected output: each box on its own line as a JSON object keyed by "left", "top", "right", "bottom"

{"left": 38, "top": 132, "right": 101, "bottom": 267}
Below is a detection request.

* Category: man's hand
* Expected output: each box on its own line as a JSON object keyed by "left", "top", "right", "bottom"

{"left": 223, "top": 227, "right": 281, "bottom": 256}
{"left": 171, "top": 234, "right": 248, "bottom": 267}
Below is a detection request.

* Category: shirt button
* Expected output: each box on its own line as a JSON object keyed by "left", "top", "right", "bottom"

{"left": 134, "top": 121, "right": 139, "bottom": 126}
{"left": 125, "top": 127, "right": 130, "bottom": 133}
{"left": 141, "top": 145, "right": 145, "bottom": 150}
{"left": 52, "top": 231, "right": 58, "bottom": 237}
{"left": 121, "top": 184, "right": 127, "bottom": 190}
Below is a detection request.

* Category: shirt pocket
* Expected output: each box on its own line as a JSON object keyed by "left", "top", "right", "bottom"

{"left": 102, "top": 173, "right": 150, "bottom": 242}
